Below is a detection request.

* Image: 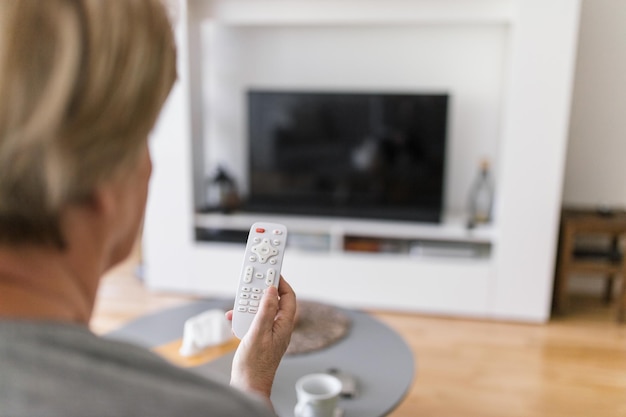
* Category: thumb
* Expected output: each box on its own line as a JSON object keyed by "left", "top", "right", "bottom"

{"left": 248, "top": 286, "right": 279, "bottom": 335}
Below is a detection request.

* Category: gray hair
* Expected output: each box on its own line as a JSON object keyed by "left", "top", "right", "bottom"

{"left": 0, "top": 0, "right": 177, "bottom": 246}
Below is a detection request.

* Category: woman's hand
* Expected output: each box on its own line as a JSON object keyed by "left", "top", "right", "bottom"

{"left": 226, "top": 277, "right": 296, "bottom": 402}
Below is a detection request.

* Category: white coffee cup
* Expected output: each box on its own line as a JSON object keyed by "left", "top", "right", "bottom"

{"left": 294, "top": 373, "right": 342, "bottom": 417}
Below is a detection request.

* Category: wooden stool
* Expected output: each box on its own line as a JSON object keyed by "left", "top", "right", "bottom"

{"left": 553, "top": 208, "right": 626, "bottom": 322}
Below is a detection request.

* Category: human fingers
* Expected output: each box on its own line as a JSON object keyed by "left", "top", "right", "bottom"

{"left": 225, "top": 310, "right": 233, "bottom": 321}
{"left": 247, "top": 285, "right": 280, "bottom": 337}
{"left": 229, "top": 279, "right": 295, "bottom": 401}
{"left": 275, "top": 277, "right": 296, "bottom": 324}
{"left": 277, "top": 275, "right": 295, "bottom": 299}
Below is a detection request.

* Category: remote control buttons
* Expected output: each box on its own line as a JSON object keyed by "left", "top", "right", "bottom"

{"left": 251, "top": 240, "right": 280, "bottom": 264}
{"left": 266, "top": 268, "right": 276, "bottom": 286}
{"left": 234, "top": 223, "right": 287, "bottom": 337}
{"left": 243, "top": 266, "right": 253, "bottom": 283}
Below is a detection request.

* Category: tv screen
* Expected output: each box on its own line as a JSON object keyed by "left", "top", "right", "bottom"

{"left": 245, "top": 90, "right": 449, "bottom": 223}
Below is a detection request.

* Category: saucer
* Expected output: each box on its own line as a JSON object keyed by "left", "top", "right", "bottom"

{"left": 294, "top": 407, "right": 344, "bottom": 417}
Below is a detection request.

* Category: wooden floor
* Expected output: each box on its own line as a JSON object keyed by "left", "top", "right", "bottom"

{"left": 92, "top": 256, "right": 626, "bottom": 417}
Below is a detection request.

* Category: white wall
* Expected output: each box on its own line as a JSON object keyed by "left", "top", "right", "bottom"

{"left": 563, "top": 0, "right": 626, "bottom": 208}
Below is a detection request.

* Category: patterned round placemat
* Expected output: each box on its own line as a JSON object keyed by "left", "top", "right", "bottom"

{"left": 286, "top": 300, "right": 352, "bottom": 355}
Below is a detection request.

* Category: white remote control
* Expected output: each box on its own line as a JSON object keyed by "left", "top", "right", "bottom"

{"left": 232, "top": 222, "right": 288, "bottom": 339}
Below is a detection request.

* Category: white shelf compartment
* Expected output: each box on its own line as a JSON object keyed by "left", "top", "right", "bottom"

{"left": 194, "top": 212, "right": 496, "bottom": 244}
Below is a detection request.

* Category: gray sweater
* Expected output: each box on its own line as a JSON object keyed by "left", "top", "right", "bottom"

{"left": 0, "top": 320, "right": 275, "bottom": 417}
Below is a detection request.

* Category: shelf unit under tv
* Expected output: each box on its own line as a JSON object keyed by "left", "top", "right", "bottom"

{"left": 194, "top": 211, "right": 494, "bottom": 257}
{"left": 189, "top": 211, "right": 496, "bottom": 317}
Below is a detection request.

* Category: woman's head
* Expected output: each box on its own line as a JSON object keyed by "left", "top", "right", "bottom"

{"left": 0, "top": 0, "right": 176, "bottom": 247}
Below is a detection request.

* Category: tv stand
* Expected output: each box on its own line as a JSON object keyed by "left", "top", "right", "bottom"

{"left": 194, "top": 212, "right": 493, "bottom": 258}
{"left": 186, "top": 212, "right": 496, "bottom": 317}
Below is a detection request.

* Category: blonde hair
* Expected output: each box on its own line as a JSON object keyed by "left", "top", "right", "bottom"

{"left": 0, "top": 0, "right": 176, "bottom": 246}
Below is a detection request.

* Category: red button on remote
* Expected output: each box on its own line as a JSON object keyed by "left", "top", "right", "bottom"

{"left": 256, "top": 228, "right": 265, "bottom": 233}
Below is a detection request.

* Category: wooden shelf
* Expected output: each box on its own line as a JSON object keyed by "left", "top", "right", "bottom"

{"left": 568, "top": 260, "right": 622, "bottom": 276}
{"left": 554, "top": 208, "right": 626, "bottom": 322}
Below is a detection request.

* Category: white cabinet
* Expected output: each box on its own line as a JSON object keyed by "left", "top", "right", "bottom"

{"left": 144, "top": 0, "right": 581, "bottom": 322}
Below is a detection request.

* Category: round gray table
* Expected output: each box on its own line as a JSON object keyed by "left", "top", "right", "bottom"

{"left": 107, "top": 299, "right": 414, "bottom": 417}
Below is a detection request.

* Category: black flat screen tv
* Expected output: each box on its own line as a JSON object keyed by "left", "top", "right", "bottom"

{"left": 245, "top": 90, "right": 449, "bottom": 223}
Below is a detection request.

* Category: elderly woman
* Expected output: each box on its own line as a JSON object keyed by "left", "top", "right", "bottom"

{"left": 0, "top": 1, "right": 296, "bottom": 416}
